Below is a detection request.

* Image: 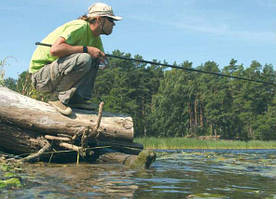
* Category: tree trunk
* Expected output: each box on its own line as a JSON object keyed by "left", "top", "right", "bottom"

{"left": 194, "top": 99, "right": 198, "bottom": 126}
{"left": 200, "top": 102, "right": 204, "bottom": 127}
{"left": 188, "top": 102, "right": 193, "bottom": 133}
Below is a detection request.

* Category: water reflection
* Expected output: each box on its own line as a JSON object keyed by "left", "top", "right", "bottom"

{"left": 22, "top": 163, "right": 141, "bottom": 198}
{"left": 0, "top": 149, "right": 276, "bottom": 199}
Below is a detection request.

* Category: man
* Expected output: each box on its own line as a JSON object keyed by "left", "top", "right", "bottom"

{"left": 29, "top": 2, "right": 122, "bottom": 116}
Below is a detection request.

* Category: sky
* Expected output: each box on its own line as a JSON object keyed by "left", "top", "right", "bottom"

{"left": 1, "top": 0, "right": 276, "bottom": 79}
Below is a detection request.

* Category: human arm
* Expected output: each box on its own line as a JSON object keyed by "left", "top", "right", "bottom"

{"left": 50, "top": 37, "right": 105, "bottom": 59}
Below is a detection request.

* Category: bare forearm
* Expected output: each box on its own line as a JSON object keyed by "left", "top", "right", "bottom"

{"left": 50, "top": 36, "right": 105, "bottom": 59}
{"left": 50, "top": 42, "right": 83, "bottom": 57}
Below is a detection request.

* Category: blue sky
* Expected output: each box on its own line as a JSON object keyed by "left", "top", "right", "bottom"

{"left": 1, "top": 0, "right": 276, "bottom": 79}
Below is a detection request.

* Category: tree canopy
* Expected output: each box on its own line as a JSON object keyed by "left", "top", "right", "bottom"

{"left": 3, "top": 52, "right": 276, "bottom": 140}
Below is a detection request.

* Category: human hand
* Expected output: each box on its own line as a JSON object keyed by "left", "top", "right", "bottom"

{"left": 99, "top": 57, "right": 109, "bottom": 70}
{"left": 87, "top": 47, "right": 105, "bottom": 60}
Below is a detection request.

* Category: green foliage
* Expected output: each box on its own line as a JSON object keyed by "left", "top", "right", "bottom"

{"left": 0, "top": 178, "right": 21, "bottom": 189}
{"left": 1, "top": 57, "right": 16, "bottom": 87}
{"left": 0, "top": 57, "right": 47, "bottom": 100}
{"left": 135, "top": 137, "right": 276, "bottom": 149}
{"left": 146, "top": 59, "right": 276, "bottom": 140}
{"left": 16, "top": 71, "right": 50, "bottom": 102}
{"left": 92, "top": 50, "right": 164, "bottom": 136}
{"left": 7, "top": 51, "right": 276, "bottom": 140}
{"left": 0, "top": 162, "right": 22, "bottom": 189}
{"left": 254, "top": 97, "right": 276, "bottom": 140}
{"left": 0, "top": 59, "right": 47, "bottom": 100}
{"left": 4, "top": 77, "right": 17, "bottom": 91}
{"left": 91, "top": 51, "right": 276, "bottom": 140}
{"left": 0, "top": 58, "right": 7, "bottom": 86}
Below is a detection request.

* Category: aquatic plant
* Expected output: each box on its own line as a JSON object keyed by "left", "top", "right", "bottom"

{"left": 0, "top": 160, "right": 22, "bottom": 189}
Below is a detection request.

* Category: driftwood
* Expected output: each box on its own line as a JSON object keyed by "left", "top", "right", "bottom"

{"left": 45, "top": 135, "right": 71, "bottom": 142}
{"left": 19, "top": 137, "right": 51, "bottom": 162}
{"left": 0, "top": 87, "right": 133, "bottom": 141}
{"left": 0, "top": 87, "right": 155, "bottom": 168}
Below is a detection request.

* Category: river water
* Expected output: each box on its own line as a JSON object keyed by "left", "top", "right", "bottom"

{"left": 1, "top": 149, "right": 276, "bottom": 199}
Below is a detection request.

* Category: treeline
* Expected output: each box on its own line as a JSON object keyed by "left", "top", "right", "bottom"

{"left": 2, "top": 50, "right": 276, "bottom": 140}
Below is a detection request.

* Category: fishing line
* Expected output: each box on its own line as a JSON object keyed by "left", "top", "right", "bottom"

{"left": 13, "top": 144, "right": 141, "bottom": 158}
{"left": 35, "top": 42, "right": 276, "bottom": 86}
{"left": 13, "top": 145, "right": 112, "bottom": 158}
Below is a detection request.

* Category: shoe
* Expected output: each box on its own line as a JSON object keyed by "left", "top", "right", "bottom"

{"left": 48, "top": 100, "right": 72, "bottom": 116}
{"left": 69, "top": 102, "right": 98, "bottom": 110}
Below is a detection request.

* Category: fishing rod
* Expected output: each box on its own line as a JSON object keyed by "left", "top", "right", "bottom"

{"left": 35, "top": 42, "right": 276, "bottom": 86}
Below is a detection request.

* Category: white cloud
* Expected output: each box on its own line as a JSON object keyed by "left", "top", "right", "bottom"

{"left": 129, "top": 14, "right": 276, "bottom": 43}
{"left": 171, "top": 20, "right": 276, "bottom": 43}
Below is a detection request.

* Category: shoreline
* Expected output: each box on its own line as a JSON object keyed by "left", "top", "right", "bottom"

{"left": 135, "top": 137, "right": 276, "bottom": 150}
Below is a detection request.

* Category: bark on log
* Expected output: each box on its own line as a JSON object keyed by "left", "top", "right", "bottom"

{"left": 0, "top": 87, "right": 155, "bottom": 168}
{"left": 0, "top": 121, "right": 43, "bottom": 154}
{"left": 0, "top": 87, "right": 134, "bottom": 142}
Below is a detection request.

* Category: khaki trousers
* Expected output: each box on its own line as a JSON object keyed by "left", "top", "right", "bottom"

{"left": 31, "top": 53, "right": 99, "bottom": 104}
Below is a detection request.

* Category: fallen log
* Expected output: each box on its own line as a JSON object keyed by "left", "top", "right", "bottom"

{"left": 0, "top": 86, "right": 134, "bottom": 141}
{"left": 0, "top": 87, "right": 155, "bottom": 168}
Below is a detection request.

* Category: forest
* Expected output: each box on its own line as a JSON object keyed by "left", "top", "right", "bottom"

{"left": 1, "top": 50, "right": 276, "bottom": 140}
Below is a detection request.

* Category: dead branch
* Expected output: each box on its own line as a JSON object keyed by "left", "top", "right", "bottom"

{"left": 45, "top": 135, "right": 71, "bottom": 142}
{"left": 19, "top": 138, "right": 51, "bottom": 162}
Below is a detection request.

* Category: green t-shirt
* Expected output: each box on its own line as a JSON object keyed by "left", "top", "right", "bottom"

{"left": 29, "top": 19, "right": 104, "bottom": 73}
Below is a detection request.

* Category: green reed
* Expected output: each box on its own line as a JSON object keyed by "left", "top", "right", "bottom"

{"left": 135, "top": 137, "right": 276, "bottom": 149}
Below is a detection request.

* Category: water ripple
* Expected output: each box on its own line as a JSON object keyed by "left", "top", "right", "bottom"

{"left": 0, "top": 149, "right": 275, "bottom": 199}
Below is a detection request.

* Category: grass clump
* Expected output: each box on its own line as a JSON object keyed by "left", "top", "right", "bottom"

{"left": 135, "top": 137, "right": 276, "bottom": 150}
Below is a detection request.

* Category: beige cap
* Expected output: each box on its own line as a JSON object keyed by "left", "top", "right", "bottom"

{"left": 87, "top": 2, "right": 122, "bottom": 21}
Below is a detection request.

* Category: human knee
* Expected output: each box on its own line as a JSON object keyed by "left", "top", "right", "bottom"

{"left": 78, "top": 53, "right": 93, "bottom": 68}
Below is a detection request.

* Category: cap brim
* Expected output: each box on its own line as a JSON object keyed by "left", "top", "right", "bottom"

{"left": 107, "top": 15, "right": 122, "bottom": 21}
{"left": 87, "top": 13, "right": 123, "bottom": 21}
